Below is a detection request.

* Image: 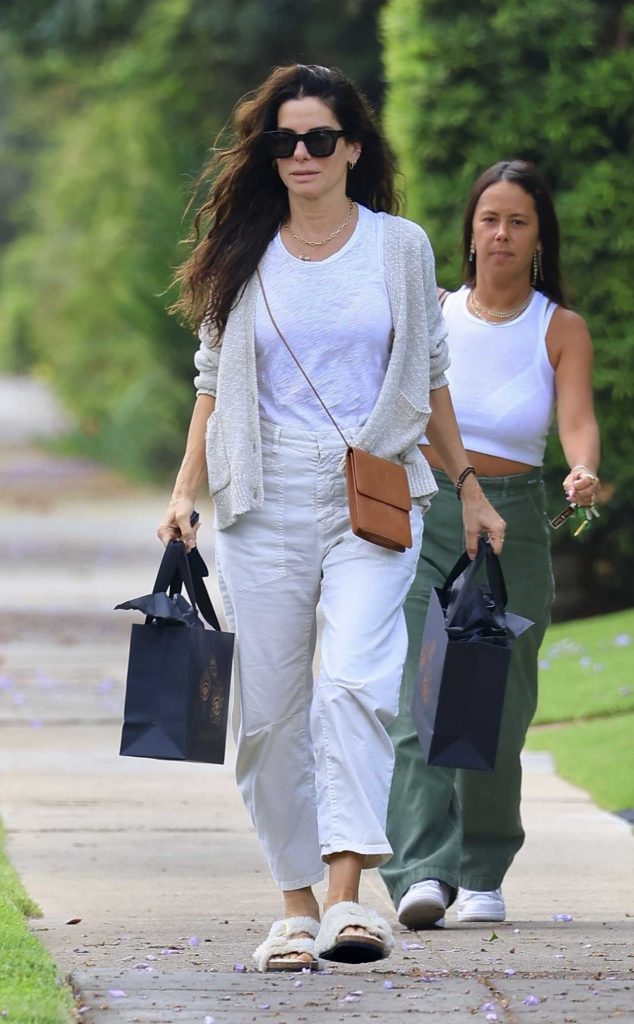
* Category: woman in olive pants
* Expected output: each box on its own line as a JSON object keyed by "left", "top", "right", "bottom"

{"left": 380, "top": 468, "right": 554, "bottom": 912}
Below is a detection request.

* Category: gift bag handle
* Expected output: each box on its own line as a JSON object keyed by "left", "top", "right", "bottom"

{"left": 174, "top": 547, "right": 222, "bottom": 631}
{"left": 152, "top": 541, "right": 222, "bottom": 630}
{"left": 441, "top": 537, "right": 507, "bottom": 613}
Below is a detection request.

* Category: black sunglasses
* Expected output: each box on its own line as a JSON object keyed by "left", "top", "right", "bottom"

{"left": 263, "top": 129, "right": 345, "bottom": 159}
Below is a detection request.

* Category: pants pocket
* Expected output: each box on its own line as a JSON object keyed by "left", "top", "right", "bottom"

{"left": 218, "top": 450, "right": 287, "bottom": 592}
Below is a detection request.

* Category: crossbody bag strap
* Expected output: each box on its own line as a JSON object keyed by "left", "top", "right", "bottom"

{"left": 256, "top": 268, "right": 350, "bottom": 449}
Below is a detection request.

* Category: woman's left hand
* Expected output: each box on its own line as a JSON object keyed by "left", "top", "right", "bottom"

{"left": 563, "top": 466, "right": 599, "bottom": 508}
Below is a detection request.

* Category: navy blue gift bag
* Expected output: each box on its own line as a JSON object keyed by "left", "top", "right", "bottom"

{"left": 116, "top": 540, "right": 233, "bottom": 764}
{"left": 411, "top": 538, "right": 533, "bottom": 772}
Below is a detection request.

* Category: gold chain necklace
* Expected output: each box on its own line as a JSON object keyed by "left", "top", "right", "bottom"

{"left": 285, "top": 199, "right": 355, "bottom": 260}
{"left": 470, "top": 288, "right": 533, "bottom": 322}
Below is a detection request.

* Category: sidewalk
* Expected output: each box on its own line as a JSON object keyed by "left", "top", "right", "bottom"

{"left": 0, "top": 376, "right": 632, "bottom": 1022}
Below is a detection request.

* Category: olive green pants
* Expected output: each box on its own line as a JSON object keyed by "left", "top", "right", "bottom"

{"left": 380, "top": 469, "right": 554, "bottom": 908}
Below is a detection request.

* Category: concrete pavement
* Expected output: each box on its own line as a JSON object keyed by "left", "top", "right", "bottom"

{"left": 0, "top": 375, "right": 632, "bottom": 1022}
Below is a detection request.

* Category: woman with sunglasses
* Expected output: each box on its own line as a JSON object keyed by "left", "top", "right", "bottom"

{"left": 381, "top": 160, "right": 600, "bottom": 930}
{"left": 157, "top": 64, "right": 503, "bottom": 971}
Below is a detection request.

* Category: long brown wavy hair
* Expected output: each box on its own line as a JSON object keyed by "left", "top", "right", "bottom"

{"left": 462, "top": 160, "right": 567, "bottom": 307}
{"left": 170, "top": 64, "right": 400, "bottom": 339}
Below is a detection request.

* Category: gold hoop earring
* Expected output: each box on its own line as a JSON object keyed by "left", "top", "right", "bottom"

{"left": 469, "top": 238, "right": 476, "bottom": 263}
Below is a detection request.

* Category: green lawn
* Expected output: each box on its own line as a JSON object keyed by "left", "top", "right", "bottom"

{"left": 527, "top": 608, "right": 634, "bottom": 815}
{"left": 526, "top": 713, "right": 634, "bottom": 813}
{"left": 0, "top": 825, "right": 74, "bottom": 1024}
{"left": 534, "top": 608, "right": 634, "bottom": 724}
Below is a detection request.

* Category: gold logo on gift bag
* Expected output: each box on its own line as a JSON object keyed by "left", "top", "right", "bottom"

{"left": 419, "top": 639, "right": 436, "bottom": 704}
{"left": 198, "top": 657, "right": 224, "bottom": 725}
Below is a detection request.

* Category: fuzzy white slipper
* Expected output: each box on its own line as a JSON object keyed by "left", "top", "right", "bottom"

{"left": 253, "top": 916, "right": 320, "bottom": 973}
{"left": 314, "top": 901, "right": 393, "bottom": 963}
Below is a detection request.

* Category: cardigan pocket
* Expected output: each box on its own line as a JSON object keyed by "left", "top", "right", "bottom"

{"left": 205, "top": 411, "right": 231, "bottom": 495}
{"left": 395, "top": 387, "right": 431, "bottom": 438}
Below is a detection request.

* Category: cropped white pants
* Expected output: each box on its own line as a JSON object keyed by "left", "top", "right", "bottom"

{"left": 215, "top": 420, "right": 423, "bottom": 890}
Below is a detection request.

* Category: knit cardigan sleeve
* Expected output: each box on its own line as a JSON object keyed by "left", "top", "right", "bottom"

{"left": 193, "top": 321, "right": 221, "bottom": 397}
{"left": 419, "top": 231, "right": 450, "bottom": 390}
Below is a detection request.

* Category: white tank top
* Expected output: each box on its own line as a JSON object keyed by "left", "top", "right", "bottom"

{"left": 254, "top": 204, "right": 392, "bottom": 430}
{"left": 441, "top": 286, "right": 556, "bottom": 466}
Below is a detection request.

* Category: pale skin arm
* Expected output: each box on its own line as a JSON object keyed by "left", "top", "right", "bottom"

{"left": 547, "top": 308, "right": 600, "bottom": 506}
{"left": 156, "top": 394, "right": 216, "bottom": 549}
{"left": 425, "top": 385, "right": 506, "bottom": 557}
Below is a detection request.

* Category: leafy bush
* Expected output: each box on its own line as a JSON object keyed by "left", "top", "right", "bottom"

{"left": 382, "top": 0, "right": 634, "bottom": 611}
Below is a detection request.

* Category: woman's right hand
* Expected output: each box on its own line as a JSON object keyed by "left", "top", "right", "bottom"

{"left": 157, "top": 496, "right": 199, "bottom": 550}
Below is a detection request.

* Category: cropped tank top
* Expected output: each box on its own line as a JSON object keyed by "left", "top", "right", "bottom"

{"left": 441, "top": 286, "right": 557, "bottom": 466}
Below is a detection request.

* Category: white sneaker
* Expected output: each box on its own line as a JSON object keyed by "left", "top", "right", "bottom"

{"left": 457, "top": 887, "right": 506, "bottom": 922}
{"left": 397, "top": 880, "right": 451, "bottom": 929}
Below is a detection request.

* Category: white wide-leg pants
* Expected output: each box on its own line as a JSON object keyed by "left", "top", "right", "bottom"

{"left": 215, "top": 420, "right": 423, "bottom": 891}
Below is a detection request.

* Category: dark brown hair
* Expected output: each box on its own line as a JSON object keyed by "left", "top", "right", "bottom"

{"left": 171, "top": 63, "right": 400, "bottom": 339}
{"left": 461, "top": 160, "right": 567, "bottom": 307}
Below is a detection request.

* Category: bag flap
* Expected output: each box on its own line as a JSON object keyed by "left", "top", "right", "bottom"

{"left": 348, "top": 448, "right": 411, "bottom": 510}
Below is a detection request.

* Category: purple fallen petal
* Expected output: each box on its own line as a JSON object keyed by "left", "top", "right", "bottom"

{"left": 293, "top": 980, "right": 302, "bottom": 988}
{"left": 486, "top": 1015, "right": 498, "bottom": 1022}
{"left": 257, "top": 1005, "right": 270, "bottom": 1010}
{"left": 552, "top": 913, "right": 573, "bottom": 922}
{"left": 523, "top": 995, "right": 540, "bottom": 1005}
{"left": 188, "top": 936, "right": 201, "bottom": 947}
{"left": 504, "top": 968, "right": 516, "bottom": 976}
{"left": 402, "top": 941, "right": 424, "bottom": 950}
{"left": 133, "top": 963, "right": 154, "bottom": 972}
{"left": 343, "top": 995, "right": 361, "bottom": 1003}
{"left": 482, "top": 1002, "right": 497, "bottom": 1012}
{"left": 384, "top": 980, "right": 394, "bottom": 989}
{"left": 108, "top": 990, "right": 126, "bottom": 998}
{"left": 233, "top": 963, "right": 246, "bottom": 973}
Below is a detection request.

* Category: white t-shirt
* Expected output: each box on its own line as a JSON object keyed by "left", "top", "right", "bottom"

{"left": 254, "top": 204, "right": 393, "bottom": 431}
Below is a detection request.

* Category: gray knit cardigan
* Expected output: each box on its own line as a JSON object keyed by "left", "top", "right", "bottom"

{"left": 193, "top": 212, "right": 450, "bottom": 529}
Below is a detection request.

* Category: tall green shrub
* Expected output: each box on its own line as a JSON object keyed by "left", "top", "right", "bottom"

{"left": 382, "top": 0, "right": 634, "bottom": 610}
